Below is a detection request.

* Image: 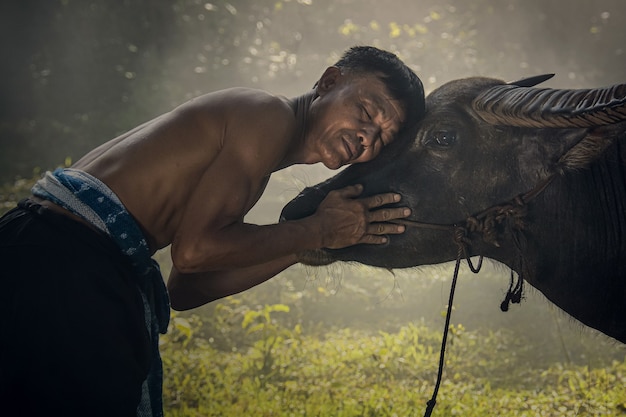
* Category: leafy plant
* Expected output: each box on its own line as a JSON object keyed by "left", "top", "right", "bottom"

{"left": 161, "top": 304, "right": 626, "bottom": 417}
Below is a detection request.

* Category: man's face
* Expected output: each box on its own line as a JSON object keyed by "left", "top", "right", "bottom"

{"left": 309, "top": 69, "right": 406, "bottom": 170}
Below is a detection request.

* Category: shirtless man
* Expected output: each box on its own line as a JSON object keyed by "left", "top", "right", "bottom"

{"left": 0, "top": 46, "right": 424, "bottom": 416}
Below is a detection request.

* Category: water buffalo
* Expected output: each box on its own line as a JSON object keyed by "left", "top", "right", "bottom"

{"left": 280, "top": 74, "right": 626, "bottom": 344}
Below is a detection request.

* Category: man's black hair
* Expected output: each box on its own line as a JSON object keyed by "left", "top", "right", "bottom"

{"left": 334, "top": 45, "right": 425, "bottom": 132}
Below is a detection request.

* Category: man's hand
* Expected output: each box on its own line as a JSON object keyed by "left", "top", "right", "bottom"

{"left": 311, "top": 184, "right": 410, "bottom": 249}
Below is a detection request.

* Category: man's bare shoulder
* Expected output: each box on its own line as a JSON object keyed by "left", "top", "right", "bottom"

{"left": 179, "top": 87, "right": 297, "bottom": 164}
{"left": 179, "top": 87, "right": 292, "bottom": 118}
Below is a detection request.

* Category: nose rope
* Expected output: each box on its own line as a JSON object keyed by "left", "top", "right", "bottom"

{"left": 424, "top": 228, "right": 483, "bottom": 417}
{"left": 387, "top": 175, "right": 554, "bottom": 417}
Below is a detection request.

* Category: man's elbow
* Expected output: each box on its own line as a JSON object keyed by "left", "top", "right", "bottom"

{"left": 171, "top": 240, "right": 228, "bottom": 274}
{"left": 167, "top": 269, "right": 214, "bottom": 311}
{"left": 168, "top": 288, "right": 190, "bottom": 311}
{"left": 167, "top": 283, "right": 216, "bottom": 311}
{"left": 170, "top": 243, "right": 207, "bottom": 274}
{"left": 167, "top": 279, "right": 190, "bottom": 311}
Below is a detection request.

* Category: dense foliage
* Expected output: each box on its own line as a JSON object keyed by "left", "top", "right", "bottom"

{"left": 161, "top": 304, "right": 626, "bottom": 416}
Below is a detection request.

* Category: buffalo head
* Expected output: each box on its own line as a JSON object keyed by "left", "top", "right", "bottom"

{"left": 281, "top": 74, "right": 626, "bottom": 343}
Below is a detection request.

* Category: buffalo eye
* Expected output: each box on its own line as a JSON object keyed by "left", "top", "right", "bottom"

{"left": 425, "top": 130, "right": 457, "bottom": 147}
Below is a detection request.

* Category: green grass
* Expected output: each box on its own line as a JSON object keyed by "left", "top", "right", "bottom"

{"left": 161, "top": 305, "right": 626, "bottom": 417}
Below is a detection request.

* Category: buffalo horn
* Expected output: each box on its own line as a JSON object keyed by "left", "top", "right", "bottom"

{"left": 472, "top": 82, "right": 626, "bottom": 128}
{"left": 508, "top": 73, "right": 555, "bottom": 87}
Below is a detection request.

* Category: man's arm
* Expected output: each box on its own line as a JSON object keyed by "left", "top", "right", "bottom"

{"left": 171, "top": 181, "right": 406, "bottom": 273}
{"left": 167, "top": 254, "right": 298, "bottom": 310}
{"left": 166, "top": 185, "right": 408, "bottom": 310}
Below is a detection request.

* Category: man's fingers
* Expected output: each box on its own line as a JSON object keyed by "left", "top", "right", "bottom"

{"left": 317, "top": 187, "right": 411, "bottom": 248}
{"left": 356, "top": 222, "right": 405, "bottom": 245}
{"left": 367, "top": 222, "right": 406, "bottom": 235}
{"left": 362, "top": 192, "right": 402, "bottom": 208}
{"left": 359, "top": 234, "right": 389, "bottom": 245}
{"left": 360, "top": 205, "right": 410, "bottom": 245}
{"left": 368, "top": 207, "right": 411, "bottom": 222}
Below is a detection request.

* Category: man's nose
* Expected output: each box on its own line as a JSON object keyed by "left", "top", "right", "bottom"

{"left": 358, "top": 124, "right": 380, "bottom": 146}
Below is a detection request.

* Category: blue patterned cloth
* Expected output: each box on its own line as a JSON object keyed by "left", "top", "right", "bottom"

{"left": 32, "top": 168, "right": 170, "bottom": 417}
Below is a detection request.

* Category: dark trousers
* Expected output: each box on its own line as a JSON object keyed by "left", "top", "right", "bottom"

{"left": 0, "top": 201, "right": 151, "bottom": 417}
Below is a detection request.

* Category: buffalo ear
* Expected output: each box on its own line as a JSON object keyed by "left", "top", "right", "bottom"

{"left": 558, "top": 130, "right": 618, "bottom": 170}
{"left": 507, "top": 73, "right": 555, "bottom": 87}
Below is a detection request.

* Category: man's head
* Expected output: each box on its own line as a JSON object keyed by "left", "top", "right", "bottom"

{"left": 307, "top": 46, "right": 424, "bottom": 169}
{"left": 332, "top": 46, "right": 425, "bottom": 131}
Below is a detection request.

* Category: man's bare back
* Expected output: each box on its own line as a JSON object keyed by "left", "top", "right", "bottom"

{"left": 73, "top": 88, "right": 297, "bottom": 253}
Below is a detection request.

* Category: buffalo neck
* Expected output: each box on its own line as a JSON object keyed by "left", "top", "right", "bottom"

{"left": 493, "top": 140, "right": 626, "bottom": 343}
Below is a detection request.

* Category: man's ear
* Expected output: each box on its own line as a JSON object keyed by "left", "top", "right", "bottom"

{"left": 315, "top": 66, "right": 342, "bottom": 96}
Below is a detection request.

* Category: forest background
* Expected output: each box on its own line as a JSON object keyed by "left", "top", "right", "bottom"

{"left": 2, "top": 0, "right": 626, "bottom": 415}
